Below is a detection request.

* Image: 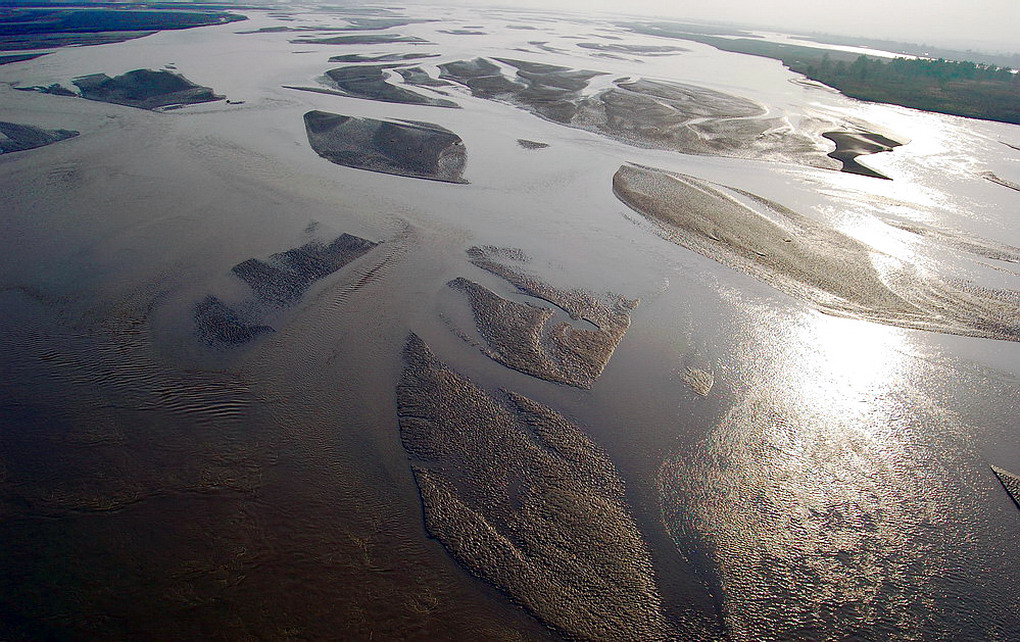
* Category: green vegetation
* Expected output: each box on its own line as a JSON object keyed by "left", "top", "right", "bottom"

{"left": 795, "top": 54, "right": 1020, "bottom": 124}
{"left": 625, "top": 23, "right": 1020, "bottom": 125}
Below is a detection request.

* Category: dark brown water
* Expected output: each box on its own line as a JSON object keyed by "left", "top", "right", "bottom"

{"left": 1, "top": 5, "right": 1019, "bottom": 640}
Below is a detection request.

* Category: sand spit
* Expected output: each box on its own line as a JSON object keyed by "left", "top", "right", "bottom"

{"left": 991, "top": 465, "right": 1020, "bottom": 510}
{"left": 983, "top": 171, "right": 1020, "bottom": 193}
{"left": 19, "top": 69, "right": 222, "bottom": 110}
{"left": 193, "top": 296, "right": 274, "bottom": 345}
{"left": 577, "top": 42, "right": 688, "bottom": 55}
{"left": 0, "top": 121, "right": 78, "bottom": 154}
{"left": 290, "top": 34, "right": 430, "bottom": 46}
{"left": 822, "top": 131, "right": 902, "bottom": 179}
{"left": 303, "top": 110, "right": 467, "bottom": 183}
{"left": 437, "top": 58, "right": 829, "bottom": 166}
{"left": 882, "top": 218, "right": 1020, "bottom": 264}
{"left": 517, "top": 139, "right": 549, "bottom": 149}
{"left": 328, "top": 52, "right": 439, "bottom": 63}
{"left": 613, "top": 164, "right": 1020, "bottom": 341}
{"left": 397, "top": 333, "right": 672, "bottom": 640}
{"left": 0, "top": 53, "right": 48, "bottom": 65}
{"left": 232, "top": 233, "right": 378, "bottom": 305}
{"left": 322, "top": 65, "right": 458, "bottom": 108}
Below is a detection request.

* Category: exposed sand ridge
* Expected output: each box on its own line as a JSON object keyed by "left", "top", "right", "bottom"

{"left": 613, "top": 163, "right": 1020, "bottom": 341}
{"left": 397, "top": 333, "right": 673, "bottom": 640}
{"left": 303, "top": 111, "right": 468, "bottom": 183}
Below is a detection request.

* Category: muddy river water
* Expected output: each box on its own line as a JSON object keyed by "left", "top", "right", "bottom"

{"left": 1, "top": 4, "right": 1019, "bottom": 640}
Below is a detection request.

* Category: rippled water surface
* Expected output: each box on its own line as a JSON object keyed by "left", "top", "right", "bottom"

{"left": 1, "top": 4, "right": 1018, "bottom": 640}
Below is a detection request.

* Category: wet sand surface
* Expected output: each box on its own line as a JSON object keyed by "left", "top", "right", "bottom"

{"left": 613, "top": 163, "right": 1020, "bottom": 341}
{"left": 436, "top": 57, "right": 837, "bottom": 167}
{"left": 449, "top": 246, "right": 637, "bottom": 389}
{"left": 1, "top": 5, "right": 1019, "bottom": 641}
{"left": 398, "top": 333, "right": 674, "bottom": 640}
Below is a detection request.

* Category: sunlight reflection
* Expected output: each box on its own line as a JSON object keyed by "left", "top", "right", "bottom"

{"left": 791, "top": 311, "right": 908, "bottom": 411}
{"left": 831, "top": 211, "right": 920, "bottom": 263}
{"left": 658, "top": 300, "right": 946, "bottom": 638}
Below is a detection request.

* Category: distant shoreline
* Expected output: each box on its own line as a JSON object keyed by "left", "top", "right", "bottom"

{"left": 625, "top": 23, "right": 1020, "bottom": 126}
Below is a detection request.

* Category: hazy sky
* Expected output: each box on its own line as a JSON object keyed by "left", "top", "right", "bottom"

{"left": 441, "top": 0, "right": 1020, "bottom": 53}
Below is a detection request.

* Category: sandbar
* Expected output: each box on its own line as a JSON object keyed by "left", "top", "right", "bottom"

{"left": 450, "top": 247, "right": 636, "bottom": 388}
{"left": 991, "top": 465, "right": 1020, "bottom": 510}
{"left": 303, "top": 110, "right": 467, "bottom": 183}
{"left": 822, "top": 131, "right": 902, "bottom": 179}
{"left": 321, "top": 65, "right": 458, "bottom": 108}
{"left": 613, "top": 163, "right": 1020, "bottom": 341}
{"left": 232, "top": 233, "right": 378, "bottom": 305}
{"left": 0, "top": 121, "right": 78, "bottom": 154}
{"left": 397, "top": 333, "right": 672, "bottom": 639}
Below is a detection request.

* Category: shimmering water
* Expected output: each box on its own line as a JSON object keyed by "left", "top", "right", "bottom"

{"left": 1, "top": 4, "right": 1018, "bottom": 639}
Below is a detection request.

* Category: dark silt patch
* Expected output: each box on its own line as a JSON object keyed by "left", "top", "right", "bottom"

{"left": 822, "top": 131, "right": 902, "bottom": 179}
{"left": 74, "top": 69, "right": 222, "bottom": 110}
{"left": 397, "top": 333, "right": 673, "bottom": 640}
{"left": 448, "top": 246, "right": 637, "bottom": 389}
{"left": 439, "top": 58, "right": 527, "bottom": 98}
{"left": 290, "top": 33, "right": 430, "bottom": 46}
{"left": 17, "top": 69, "right": 223, "bottom": 110}
{"left": 441, "top": 57, "right": 603, "bottom": 124}
{"left": 303, "top": 110, "right": 467, "bottom": 183}
{"left": 0, "top": 121, "right": 78, "bottom": 154}
{"left": 517, "top": 139, "right": 549, "bottom": 149}
{"left": 328, "top": 52, "right": 439, "bottom": 63}
{"left": 320, "top": 65, "right": 458, "bottom": 108}
{"left": 613, "top": 163, "right": 1020, "bottom": 341}
{"left": 232, "top": 233, "right": 378, "bottom": 305}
